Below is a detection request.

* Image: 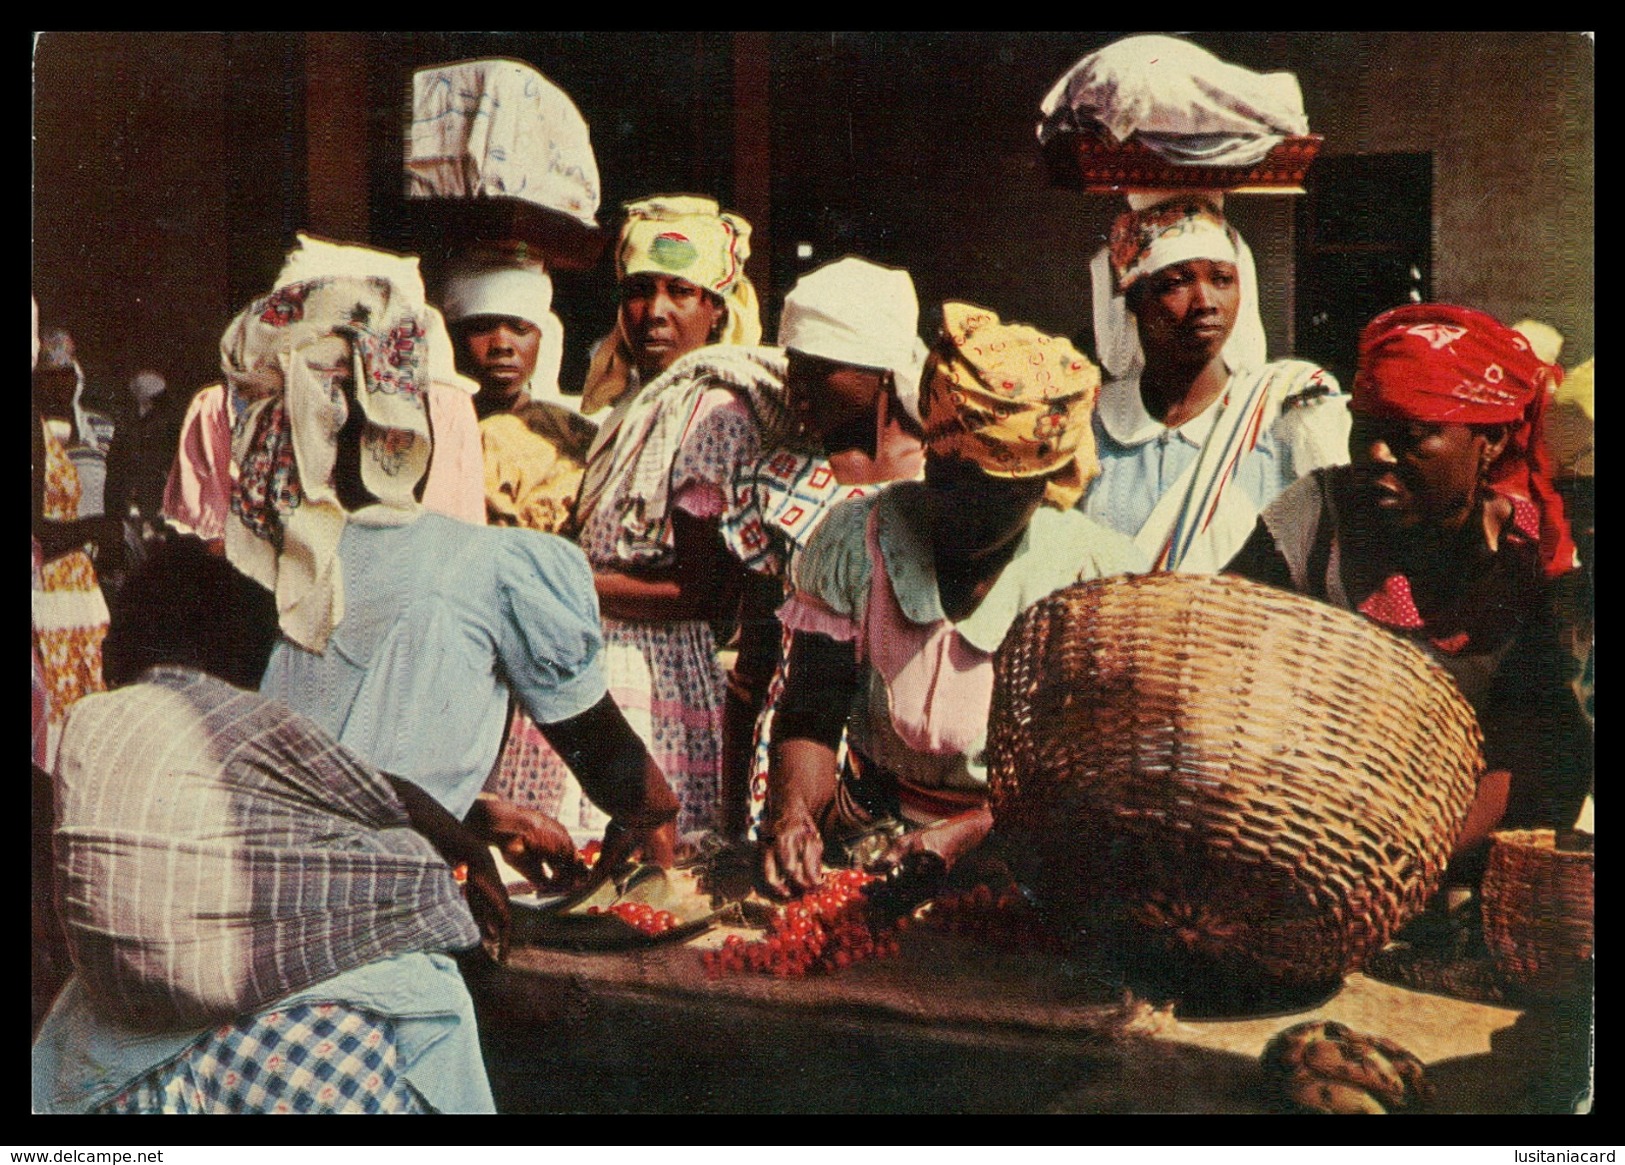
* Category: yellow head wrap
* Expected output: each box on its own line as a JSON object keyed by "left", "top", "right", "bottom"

{"left": 581, "top": 195, "right": 761, "bottom": 414}
{"left": 922, "top": 302, "right": 1101, "bottom": 510}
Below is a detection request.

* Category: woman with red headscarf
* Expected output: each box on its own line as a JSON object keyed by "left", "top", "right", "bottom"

{"left": 1226, "top": 304, "right": 1591, "bottom": 860}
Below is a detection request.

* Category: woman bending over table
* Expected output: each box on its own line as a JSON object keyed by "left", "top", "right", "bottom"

{"left": 761, "top": 303, "right": 1146, "bottom": 896}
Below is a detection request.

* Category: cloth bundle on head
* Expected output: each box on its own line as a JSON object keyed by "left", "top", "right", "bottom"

{"left": 223, "top": 240, "right": 442, "bottom": 653}
{"left": 777, "top": 256, "right": 929, "bottom": 425}
{"left": 1037, "top": 34, "right": 1309, "bottom": 166}
{"left": 442, "top": 258, "right": 567, "bottom": 405}
{"left": 406, "top": 58, "right": 600, "bottom": 229}
{"left": 580, "top": 195, "right": 762, "bottom": 414}
{"left": 922, "top": 302, "right": 1101, "bottom": 510}
{"left": 1353, "top": 303, "right": 1576, "bottom": 577}
{"left": 1089, "top": 192, "right": 1267, "bottom": 381}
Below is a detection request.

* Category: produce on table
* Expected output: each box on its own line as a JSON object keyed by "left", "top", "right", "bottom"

{"left": 1260, "top": 1020, "right": 1433, "bottom": 1113}
{"left": 701, "top": 869, "right": 902, "bottom": 978}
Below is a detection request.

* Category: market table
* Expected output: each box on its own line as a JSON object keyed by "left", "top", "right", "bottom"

{"left": 458, "top": 918, "right": 1592, "bottom": 1114}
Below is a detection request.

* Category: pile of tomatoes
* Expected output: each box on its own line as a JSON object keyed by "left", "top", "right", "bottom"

{"left": 588, "top": 901, "right": 680, "bottom": 936}
{"left": 701, "top": 868, "right": 902, "bottom": 979}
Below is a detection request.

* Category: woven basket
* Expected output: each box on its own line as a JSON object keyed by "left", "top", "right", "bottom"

{"left": 1481, "top": 829, "right": 1594, "bottom": 999}
{"left": 987, "top": 572, "right": 1483, "bottom": 988}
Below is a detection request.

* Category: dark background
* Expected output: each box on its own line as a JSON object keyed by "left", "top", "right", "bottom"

{"left": 32, "top": 32, "right": 1593, "bottom": 411}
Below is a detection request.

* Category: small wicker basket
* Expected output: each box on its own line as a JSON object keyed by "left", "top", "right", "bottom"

{"left": 988, "top": 573, "right": 1484, "bottom": 989}
{"left": 1481, "top": 829, "right": 1594, "bottom": 1000}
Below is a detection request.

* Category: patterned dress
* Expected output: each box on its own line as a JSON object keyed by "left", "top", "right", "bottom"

{"left": 32, "top": 419, "right": 108, "bottom": 769}
{"left": 488, "top": 391, "right": 764, "bottom": 837}
{"left": 718, "top": 446, "right": 888, "bottom": 838}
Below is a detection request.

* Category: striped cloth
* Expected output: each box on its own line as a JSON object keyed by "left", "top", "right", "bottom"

{"left": 52, "top": 667, "right": 480, "bottom": 1030}
{"left": 96, "top": 1003, "right": 430, "bottom": 1114}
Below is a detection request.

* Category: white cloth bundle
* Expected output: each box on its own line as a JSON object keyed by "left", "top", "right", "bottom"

{"left": 406, "top": 58, "right": 601, "bottom": 228}
{"left": 1038, "top": 34, "right": 1309, "bottom": 167}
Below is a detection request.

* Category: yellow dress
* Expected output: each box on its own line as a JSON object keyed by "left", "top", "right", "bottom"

{"left": 33, "top": 419, "right": 109, "bottom": 768}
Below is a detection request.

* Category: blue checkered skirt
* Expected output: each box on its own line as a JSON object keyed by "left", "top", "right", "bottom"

{"left": 96, "top": 1002, "right": 430, "bottom": 1114}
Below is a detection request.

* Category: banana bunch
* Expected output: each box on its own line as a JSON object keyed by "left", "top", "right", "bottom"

{"left": 1260, "top": 1020, "right": 1434, "bottom": 1113}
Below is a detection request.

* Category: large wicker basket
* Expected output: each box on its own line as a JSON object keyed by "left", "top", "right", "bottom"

{"left": 987, "top": 572, "right": 1484, "bottom": 989}
{"left": 1481, "top": 829, "right": 1594, "bottom": 1000}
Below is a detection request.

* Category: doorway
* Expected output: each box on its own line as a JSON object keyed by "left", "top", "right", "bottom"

{"left": 1294, "top": 152, "right": 1433, "bottom": 387}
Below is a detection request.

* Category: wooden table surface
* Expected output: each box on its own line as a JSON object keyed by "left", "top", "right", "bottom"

{"left": 459, "top": 917, "right": 1592, "bottom": 1114}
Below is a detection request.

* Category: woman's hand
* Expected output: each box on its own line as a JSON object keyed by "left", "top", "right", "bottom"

{"left": 761, "top": 800, "right": 826, "bottom": 898}
{"left": 874, "top": 806, "right": 995, "bottom": 875}
{"left": 387, "top": 777, "right": 513, "bottom": 961}
{"left": 533, "top": 695, "right": 681, "bottom": 883}
{"left": 466, "top": 795, "right": 592, "bottom": 893}
{"left": 455, "top": 843, "right": 513, "bottom": 964}
{"left": 761, "top": 733, "right": 843, "bottom": 898}
{"left": 597, "top": 818, "right": 679, "bottom": 875}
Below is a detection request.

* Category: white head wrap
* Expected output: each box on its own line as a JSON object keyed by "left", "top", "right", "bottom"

{"left": 1089, "top": 192, "right": 1267, "bottom": 380}
{"left": 777, "top": 257, "right": 928, "bottom": 424}
{"left": 406, "top": 58, "right": 600, "bottom": 228}
{"left": 441, "top": 263, "right": 566, "bottom": 404}
{"left": 443, "top": 266, "right": 554, "bottom": 328}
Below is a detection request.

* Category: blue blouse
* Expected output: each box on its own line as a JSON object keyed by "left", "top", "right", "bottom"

{"left": 1081, "top": 362, "right": 1350, "bottom": 548}
{"left": 260, "top": 512, "right": 608, "bottom": 822}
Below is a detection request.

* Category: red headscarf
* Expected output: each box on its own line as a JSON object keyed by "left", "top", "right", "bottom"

{"left": 1353, "top": 303, "right": 1575, "bottom": 578}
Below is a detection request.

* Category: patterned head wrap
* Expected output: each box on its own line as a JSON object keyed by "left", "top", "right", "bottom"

{"left": 222, "top": 248, "right": 437, "bottom": 653}
{"left": 581, "top": 195, "right": 761, "bottom": 414}
{"left": 1090, "top": 192, "right": 1266, "bottom": 381}
{"left": 1107, "top": 196, "right": 1238, "bottom": 293}
{"left": 1353, "top": 303, "right": 1575, "bottom": 577}
{"left": 922, "top": 302, "right": 1101, "bottom": 510}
